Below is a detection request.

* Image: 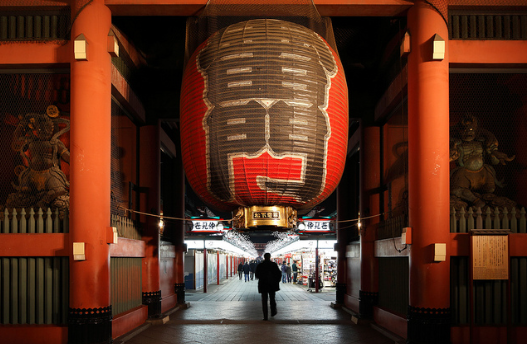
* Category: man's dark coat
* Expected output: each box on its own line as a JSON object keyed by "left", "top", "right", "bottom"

{"left": 255, "top": 260, "right": 281, "bottom": 293}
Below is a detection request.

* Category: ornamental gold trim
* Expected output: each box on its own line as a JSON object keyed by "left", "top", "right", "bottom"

{"left": 233, "top": 205, "right": 297, "bottom": 229}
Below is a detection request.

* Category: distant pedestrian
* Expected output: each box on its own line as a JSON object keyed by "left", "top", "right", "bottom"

{"left": 286, "top": 263, "right": 292, "bottom": 283}
{"left": 281, "top": 261, "right": 288, "bottom": 283}
{"left": 238, "top": 262, "right": 244, "bottom": 280}
{"left": 292, "top": 261, "right": 298, "bottom": 283}
{"left": 243, "top": 261, "right": 251, "bottom": 282}
{"left": 250, "top": 260, "right": 257, "bottom": 280}
{"left": 255, "top": 253, "right": 282, "bottom": 320}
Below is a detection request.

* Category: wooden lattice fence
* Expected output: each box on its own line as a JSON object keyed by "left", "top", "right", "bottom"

{"left": 450, "top": 206, "right": 526, "bottom": 233}
{"left": 0, "top": 207, "right": 68, "bottom": 233}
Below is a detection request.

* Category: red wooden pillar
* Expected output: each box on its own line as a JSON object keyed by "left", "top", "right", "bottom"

{"left": 173, "top": 132, "right": 186, "bottom": 304}
{"left": 203, "top": 247, "right": 208, "bottom": 293}
{"left": 407, "top": 1, "right": 451, "bottom": 343}
{"left": 226, "top": 255, "right": 229, "bottom": 279}
{"left": 359, "top": 126, "right": 380, "bottom": 318}
{"left": 315, "top": 246, "right": 320, "bottom": 293}
{"left": 335, "top": 185, "right": 348, "bottom": 304}
{"left": 217, "top": 251, "right": 220, "bottom": 285}
{"left": 69, "top": 0, "right": 112, "bottom": 343}
{"left": 139, "top": 125, "right": 161, "bottom": 318}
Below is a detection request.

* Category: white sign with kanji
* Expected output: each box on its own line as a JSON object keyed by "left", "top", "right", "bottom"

{"left": 191, "top": 220, "right": 223, "bottom": 232}
{"left": 302, "top": 220, "right": 332, "bottom": 232}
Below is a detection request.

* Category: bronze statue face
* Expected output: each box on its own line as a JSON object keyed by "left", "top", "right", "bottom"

{"left": 27, "top": 113, "right": 54, "bottom": 140}
{"left": 458, "top": 114, "right": 478, "bottom": 142}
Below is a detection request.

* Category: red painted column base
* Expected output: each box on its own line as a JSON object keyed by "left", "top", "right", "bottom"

{"left": 112, "top": 305, "right": 148, "bottom": 340}
{"left": 2, "top": 326, "right": 68, "bottom": 344}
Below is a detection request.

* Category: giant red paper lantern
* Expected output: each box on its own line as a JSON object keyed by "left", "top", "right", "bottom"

{"left": 180, "top": 19, "right": 348, "bottom": 228}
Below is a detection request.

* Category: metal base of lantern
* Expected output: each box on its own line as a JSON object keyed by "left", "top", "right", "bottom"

{"left": 233, "top": 206, "right": 297, "bottom": 229}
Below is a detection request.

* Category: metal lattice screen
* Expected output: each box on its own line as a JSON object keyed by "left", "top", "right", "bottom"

{"left": 110, "top": 100, "right": 141, "bottom": 240}
{"left": 449, "top": 73, "right": 527, "bottom": 327}
{"left": 384, "top": 100, "right": 409, "bottom": 219}
{"left": 0, "top": 72, "right": 71, "bottom": 214}
{"left": 449, "top": 73, "right": 526, "bottom": 212}
{"left": 111, "top": 100, "right": 138, "bottom": 219}
{"left": 378, "top": 99, "right": 409, "bottom": 240}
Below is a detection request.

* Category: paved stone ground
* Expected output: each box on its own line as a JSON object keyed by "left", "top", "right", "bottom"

{"left": 119, "top": 277, "right": 395, "bottom": 344}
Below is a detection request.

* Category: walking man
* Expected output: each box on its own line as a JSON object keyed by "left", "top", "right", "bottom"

{"left": 238, "top": 261, "right": 244, "bottom": 280}
{"left": 255, "top": 253, "right": 282, "bottom": 320}
{"left": 243, "top": 261, "right": 251, "bottom": 282}
{"left": 281, "top": 261, "right": 288, "bottom": 283}
{"left": 249, "top": 260, "right": 257, "bottom": 280}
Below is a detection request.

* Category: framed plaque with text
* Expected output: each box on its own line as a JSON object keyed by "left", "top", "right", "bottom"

{"left": 471, "top": 230, "right": 510, "bottom": 280}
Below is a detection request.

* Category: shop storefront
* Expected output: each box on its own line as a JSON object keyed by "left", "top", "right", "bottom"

{"left": 184, "top": 239, "right": 249, "bottom": 290}
{"left": 272, "top": 239, "right": 337, "bottom": 290}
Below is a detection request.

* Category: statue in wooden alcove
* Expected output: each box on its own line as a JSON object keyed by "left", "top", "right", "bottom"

{"left": 449, "top": 113, "right": 516, "bottom": 209}
{"left": 5, "top": 105, "right": 70, "bottom": 214}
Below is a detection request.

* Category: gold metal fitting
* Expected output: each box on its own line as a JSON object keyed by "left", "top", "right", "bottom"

{"left": 233, "top": 205, "right": 297, "bottom": 230}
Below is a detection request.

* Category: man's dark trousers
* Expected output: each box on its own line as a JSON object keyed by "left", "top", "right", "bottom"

{"left": 261, "top": 291, "right": 277, "bottom": 319}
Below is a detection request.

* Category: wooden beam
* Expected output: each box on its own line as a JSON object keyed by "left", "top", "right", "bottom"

{"left": 111, "top": 64, "right": 146, "bottom": 124}
{"left": 378, "top": 233, "right": 526, "bottom": 258}
{"left": 104, "top": 0, "right": 413, "bottom": 17}
{"left": 450, "top": 233, "right": 526, "bottom": 257}
{"left": 374, "top": 238, "right": 409, "bottom": 257}
{"left": 374, "top": 64, "right": 408, "bottom": 122}
{"left": 109, "top": 237, "right": 146, "bottom": 257}
{"left": 373, "top": 306, "right": 407, "bottom": 340}
{"left": 0, "top": 42, "right": 69, "bottom": 67}
{"left": 2, "top": 325, "right": 67, "bottom": 344}
{"left": 0, "top": 234, "right": 68, "bottom": 257}
{"left": 112, "top": 305, "right": 148, "bottom": 339}
{"left": 449, "top": 40, "right": 527, "bottom": 67}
